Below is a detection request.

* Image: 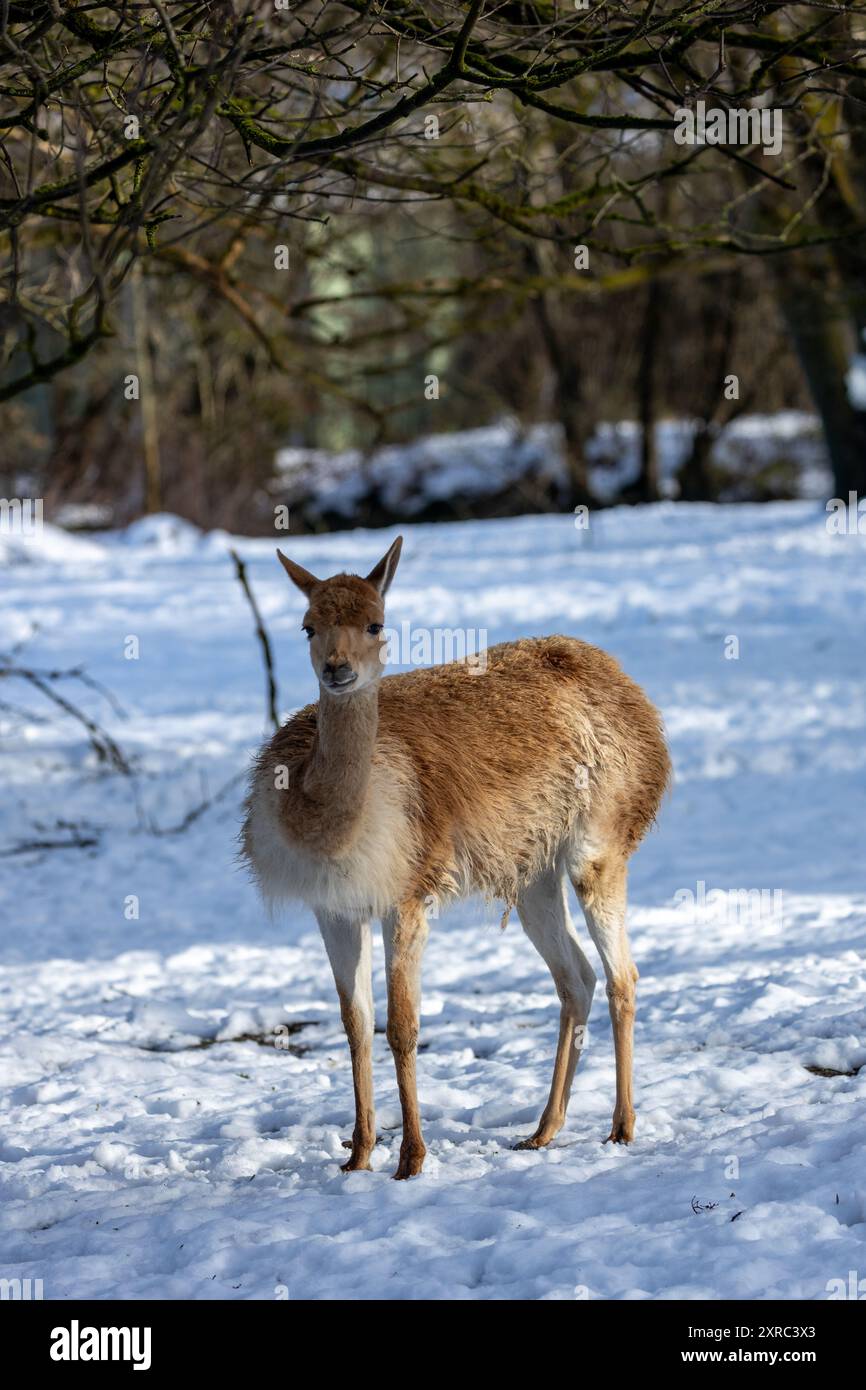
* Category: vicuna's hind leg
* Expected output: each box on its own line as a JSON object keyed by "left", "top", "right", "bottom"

{"left": 382, "top": 900, "right": 429, "bottom": 1179}
{"left": 571, "top": 856, "right": 637, "bottom": 1144}
{"left": 315, "top": 911, "right": 375, "bottom": 1171}
{"left": 514, "top": 868, "right": 596, "bottom": 1150}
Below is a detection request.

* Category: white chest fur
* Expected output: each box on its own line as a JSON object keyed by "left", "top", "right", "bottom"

{"left": 244, "top": 754, "right": 417, "bottom": 921}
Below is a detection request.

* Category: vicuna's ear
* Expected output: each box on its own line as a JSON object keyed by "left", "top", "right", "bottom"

{"left": 276, "top": 550, "right": 320, "bottom": 597}
{"left": 365, "top": 535, "right": 403, "bottom": 597}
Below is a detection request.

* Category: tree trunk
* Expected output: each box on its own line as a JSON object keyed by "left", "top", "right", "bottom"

{"left": 637, "top": 279, "right": 662, "bottom": 502}
{"left": 772, "top": 254, "right": 866, "bottom": 499}
{"left": 531, "top": 292, "right": 595, "bottom": 505}
{"left": 132, "top": 265, "right": 162, "bottom": 514}
{"left": 678, "top": 424, "right": 718, "bottom": 502}
{"left": 523, "top": 243, "right": 595, "bottom": 506}
{"left": 757, "top": 16, "right": 866, "bottom": 500}
{"left": 675, "top": 272, "right": 741, "bottom": 502}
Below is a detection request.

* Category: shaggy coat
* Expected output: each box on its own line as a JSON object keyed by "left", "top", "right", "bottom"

{"left": 245, "top": 632, "right": 668, "bottom": 913}
{"left": 242, "top": 540, "right": 670, "bottom": 1178}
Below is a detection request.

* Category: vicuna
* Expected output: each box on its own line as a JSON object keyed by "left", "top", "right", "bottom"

{"left": 242, "top": 538, "right": 670, "bottom": 1178}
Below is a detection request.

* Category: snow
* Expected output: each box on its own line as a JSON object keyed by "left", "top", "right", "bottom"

{"left": 275, "top": 420, "right": 566, "bottom": 520}
{"left": 846, "top": 354, "right": 866, "bottom": 412}
{"left": 274, "top": 413, "right": 831, "bottom": 525}
{"left": 1, "top": 499, "right": 865, "bottom": 1301}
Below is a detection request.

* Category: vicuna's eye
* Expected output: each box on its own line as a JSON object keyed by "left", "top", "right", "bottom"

{"left": 367, "top": 623, "right": 383, "bottom": 636}
{"left": 302, "top": 625, "right": 314, "bottom": 640}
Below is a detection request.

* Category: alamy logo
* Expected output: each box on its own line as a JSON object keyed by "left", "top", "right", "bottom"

{"left": 0, "top": 1276, "right": 43, "bottom": 1299}
{"left": 673, "top": 880, "right": 783, "bottom": 926}
{"left": 826, "top": 492, "right": 865, "bottom": 535}
{"left": 50, "top": 1321, "right": 152, "bottom": 1371}
{"left": 381, "top": 622, "right": 488, "bottom": 672}
{"left": 674, "top": 100, "right": 782, "bottom": 157}
{"left": 826, "top": 1271, "right": 866, "bottom": 1300}
{"left": 0, "top": 497, "right": 44, "bottom": 535}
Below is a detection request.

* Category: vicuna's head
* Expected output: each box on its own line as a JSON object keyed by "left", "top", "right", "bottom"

{"left": 277, "top": 537, "right": 402, "bottom": 696}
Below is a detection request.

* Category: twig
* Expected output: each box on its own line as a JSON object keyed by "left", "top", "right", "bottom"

{"left": 0, "top": 698, "right": 50, "bottom": 723}
{"left": 229, "top": 548, "right": 279, "bottom": 733}
{"left": 7, "top": 622, "right": 41, "bottom": 659}
{"left": 0, "top": 834, "right": 100, "bottom": 856}
{"left": 0, "top": 660, "right": 127, "bottom": 719}
{"left": 148, "top": 769, "right": 247, "bottom": 836}
{"left": 0, "top": 665, "right": 131, "bottom": 773}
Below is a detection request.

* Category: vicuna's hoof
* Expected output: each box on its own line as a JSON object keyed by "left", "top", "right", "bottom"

{"left": 605, "top": 1112, "right": 635, "bottom": 1144}
{"left": 340, "top": 1153, "right": 372, "bottom": 1172}
{"left": 513, "top": 1131, "right": 555, "bottom": 1151}
{"left": 392, "top": 1144, "right": 426, "bottom": 1179}
{"left": 340, "top": 1132, "right": 375, "bottom": 1171}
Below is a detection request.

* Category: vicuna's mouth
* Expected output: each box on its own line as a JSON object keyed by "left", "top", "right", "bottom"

{"left": 322, "top": 671, "right": 358, "bottom": 691}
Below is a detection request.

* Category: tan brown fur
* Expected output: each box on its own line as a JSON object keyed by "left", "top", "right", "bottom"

{"left": 334, "top": 986, "right": 376, "bottom": 1172}
{"left": 242, "top": 538, "right": 670, "bottom": 1177}
{"left": 247, "top": 639, "right": 668, "bottom": 905}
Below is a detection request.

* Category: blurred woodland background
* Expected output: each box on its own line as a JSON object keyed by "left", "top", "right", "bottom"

{"left": 2, "top": 1, "right": 866, "bottom": 531}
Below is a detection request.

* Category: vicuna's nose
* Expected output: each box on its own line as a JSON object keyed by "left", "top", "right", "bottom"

{"left": 323, "top": 660, "right": 356, "bottom": 688}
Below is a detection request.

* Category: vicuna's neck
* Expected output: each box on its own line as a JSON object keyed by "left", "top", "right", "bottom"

{"left": 300, "top": 683, "right": 379, "bottom": 853}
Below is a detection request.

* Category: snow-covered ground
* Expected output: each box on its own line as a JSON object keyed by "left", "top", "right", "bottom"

{"left": 1, "top": 501, "right": 864, "bottom": 1300}
{"left": 272, "top": 412, "right": 830, "bottom": 528}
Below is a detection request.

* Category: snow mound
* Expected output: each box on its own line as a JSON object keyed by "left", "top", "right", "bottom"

{"left": 0, "top": 520, "right": 107, "bottom": 568}
{"left": 115, "top": 513, "right": 204, "bottom": 553}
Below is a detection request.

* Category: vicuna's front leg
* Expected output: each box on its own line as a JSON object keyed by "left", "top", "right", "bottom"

{"left": 573, "top": 856, "right": 637, "bottom": 1143}
{"left": 315, "top": 911, "right": 375, "bottom": 1171}
{"left": 383, "top": 901, "right": 429, "bottom": 1179}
